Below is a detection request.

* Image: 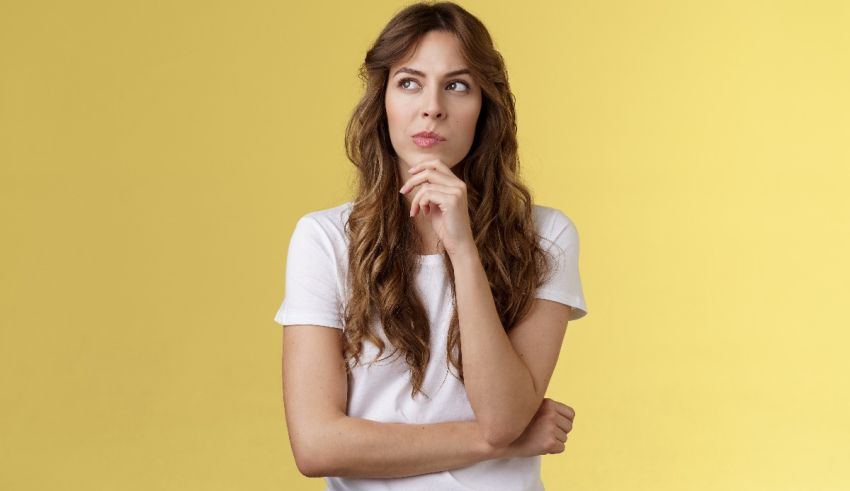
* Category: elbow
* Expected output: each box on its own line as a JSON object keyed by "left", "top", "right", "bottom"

{"left": 481, "top": 421, "right": 524, "bottom": 448}
{"left": 289, "top": 414, "right": 347, "bottom": 478}
{"left": 480, "top": 400, "right": 539, "bottom": 448}
{"left": 292, "top": 446, "right": 325, "bottom": 478}
{"left": 290, "top": 430, "right": 334, "bottom": 478}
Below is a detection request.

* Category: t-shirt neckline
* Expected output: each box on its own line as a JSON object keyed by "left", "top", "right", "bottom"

{"left": 417, "top": 253, "right": 445, "bottom": 265}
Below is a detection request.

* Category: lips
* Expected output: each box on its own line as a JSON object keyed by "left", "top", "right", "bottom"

{"left": 412, "top": 131, "right": 445, "bottom": 148}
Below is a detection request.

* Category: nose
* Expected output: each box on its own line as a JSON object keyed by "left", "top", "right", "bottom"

{"left": 422, "top": 86, "right": 446, "bottom": 120}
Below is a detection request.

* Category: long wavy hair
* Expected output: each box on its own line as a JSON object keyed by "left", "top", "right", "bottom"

{"left": 342, "top": 1, "right": 555, "bottom": 399}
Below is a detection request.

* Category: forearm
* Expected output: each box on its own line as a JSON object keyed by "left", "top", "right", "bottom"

{"left": 307, "top": 416, "right": 509, "bottom": 479}
{"left": 450, "top": 246, "right": 540, "bottom": 444}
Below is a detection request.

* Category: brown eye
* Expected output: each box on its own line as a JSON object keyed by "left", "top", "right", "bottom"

{"left": 398, "top": 78, "right": 420, "bottom": 90}
{"left": 447, "top": 80, "right": 470, "bottom": 92}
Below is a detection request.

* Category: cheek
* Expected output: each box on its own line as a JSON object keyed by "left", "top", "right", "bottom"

{"left": 460, "top": 110, "right": 481, "bottom": 137}
{"left": 458, "top": 99, "right": 481, "bottom": 128}
{"left": 385, "top": 96, "right": 406, "bottom": 134}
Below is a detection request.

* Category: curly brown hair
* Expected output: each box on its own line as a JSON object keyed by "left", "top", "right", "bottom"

{"left": 342, "top": 1, "right": 555, "bottom": 399}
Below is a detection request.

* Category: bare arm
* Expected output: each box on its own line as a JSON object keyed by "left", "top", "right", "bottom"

{"left": 282, "top": 324, "right": 510, "bottom": 479}
{"left": 450, "top": 246, "right": 572, "bottom": 447}
{"left": 305, "top": 416, "right": 508, "bottom": 478}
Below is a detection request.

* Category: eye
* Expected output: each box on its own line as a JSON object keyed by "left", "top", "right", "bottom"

{"left": 396, "top": 78, "right": 472, "bottom": 93}
{"left": 398, "top": 78, "right": 421, "bottom": 90}
{"left": 447, "top": 80, "right": 470, "bottom": 92}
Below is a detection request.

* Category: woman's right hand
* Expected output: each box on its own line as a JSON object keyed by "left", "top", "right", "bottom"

{"left": 501, "top": 398, "right": 575, "bottom": 458}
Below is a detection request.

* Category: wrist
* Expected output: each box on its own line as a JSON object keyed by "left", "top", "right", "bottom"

{"left": 448, "top": 242, "right": 480, "bottom": 266}
{"left": 485, "top": 441, "right": 513, "bottom": 459}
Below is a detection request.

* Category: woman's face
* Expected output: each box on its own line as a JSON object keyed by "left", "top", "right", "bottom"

{"left": 385, "top": 30, "right": 482, "bottom": 173}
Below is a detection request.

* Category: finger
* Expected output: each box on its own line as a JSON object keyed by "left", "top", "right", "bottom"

{"left": 413, "top": 189, "right": 448, "bottom": 218}
{"left": 401, "top": 169, "right": 461, "bottom": 194}
{"left": 554, "top": 427, "right": 568, "bottom": 442}
{"left": 410, "top": 159, "right": 453, "bottom": 176}
{"left": 421, "top": 196, "right": 438, "bottom": 216}
{"left": 550, "top": 441, "right": 566, "bottom": 455}
{"left": 554, "top": 413, "right": 573, "bottom": 434}
{"left": 410, "top": 184, "right": 460, "bottom": 217}
{"left": 413, "top": 189, "right": 451, "bottom": 218}
{"left": 410, "top": 161, "right": 459, "bottom": 183}
{"left": 552, "top": 402, "right": 575, "bottom": 420}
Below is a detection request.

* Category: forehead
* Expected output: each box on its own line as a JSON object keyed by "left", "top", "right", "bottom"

{"left": 393, "top": 30, "right": 466, "bottom": 72}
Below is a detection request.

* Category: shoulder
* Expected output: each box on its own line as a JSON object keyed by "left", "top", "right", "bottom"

{"left": 300, "top": 201, "right": 352, "bottom": 230}
{"left": 532, "top": 204, "right": 577, "bottom": 237}
{"left": 295, "top": 201, "right": 353, "bottom": 244}
{"left": 288, "top": 202, "right": 353, "bottom": 268}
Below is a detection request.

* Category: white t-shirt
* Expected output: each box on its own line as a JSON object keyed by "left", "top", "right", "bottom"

{"left": 275, "top": 201, "right": 588, "bottom": 491}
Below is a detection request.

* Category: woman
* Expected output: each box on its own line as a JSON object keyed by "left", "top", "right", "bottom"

{"left": 275, "top": 2, "right": 589, "bottom": 489}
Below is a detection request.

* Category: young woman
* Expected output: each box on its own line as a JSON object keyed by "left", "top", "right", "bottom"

{"left": 275, "top": 2, "right": 589, "bottom": 490}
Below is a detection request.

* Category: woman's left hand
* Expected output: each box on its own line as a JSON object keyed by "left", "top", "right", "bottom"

{"left": 399, "top": 159, "right": 475, "bottom": 257}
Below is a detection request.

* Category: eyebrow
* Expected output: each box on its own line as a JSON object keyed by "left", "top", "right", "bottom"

{"left": 392, "top": 67, "right": 472, "bottom": 78}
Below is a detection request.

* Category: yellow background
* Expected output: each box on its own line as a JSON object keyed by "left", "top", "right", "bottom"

{"left": 1, "top": 1, "right": 848, "bottom": 489}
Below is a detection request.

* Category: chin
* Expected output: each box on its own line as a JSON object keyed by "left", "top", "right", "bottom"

{"left": 406, "top": 150, "right": 458, "bottom": 165}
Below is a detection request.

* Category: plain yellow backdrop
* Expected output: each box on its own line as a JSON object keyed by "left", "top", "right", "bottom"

{"left": 1, "top": 0, "right": 848, "bottom": 489}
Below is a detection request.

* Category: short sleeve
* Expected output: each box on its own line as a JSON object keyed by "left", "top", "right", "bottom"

{"left": 535, "top": 211, "right": 589, "bottom": 321}
{"left": 273, "top": 215, "right": 344, "bottom": 329}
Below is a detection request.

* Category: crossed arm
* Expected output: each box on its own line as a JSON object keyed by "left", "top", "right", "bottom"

{"left": 451, "top": 245, "right": 572, "bottom": 446}
{"left": 282, "top": 249, "right": 571, "bottom": 479}
{"left": 282, "top": 325, "right": 510, "bottom": 479}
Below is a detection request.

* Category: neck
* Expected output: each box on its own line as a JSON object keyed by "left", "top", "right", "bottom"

{"left": 407, "top": 212, "right": 441, "bottom": 254}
